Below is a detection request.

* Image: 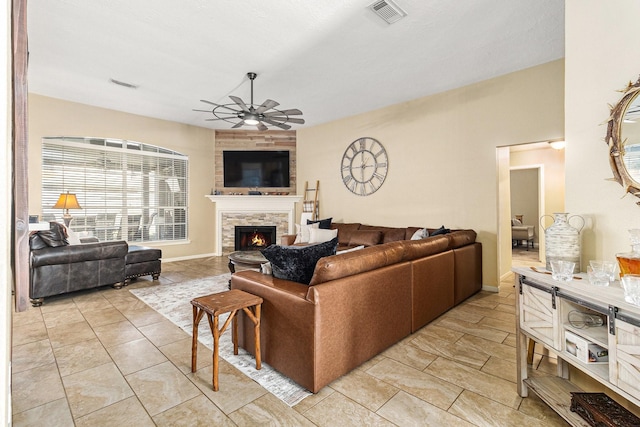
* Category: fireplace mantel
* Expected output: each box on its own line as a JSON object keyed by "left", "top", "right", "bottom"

{"left": 206, "top": 195, "right": 303, "bottom": 255}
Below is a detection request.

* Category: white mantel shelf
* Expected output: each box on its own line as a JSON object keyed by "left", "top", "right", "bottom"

{"left": 206, "top": 195, "right": 303, "bottom": 255}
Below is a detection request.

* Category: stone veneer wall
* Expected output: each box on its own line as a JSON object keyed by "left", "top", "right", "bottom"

{"left": 221, "top": 212, "right": 289, "bottom": 254}
{"left": 214, "top": 130, "right": 296, "bottom": 194}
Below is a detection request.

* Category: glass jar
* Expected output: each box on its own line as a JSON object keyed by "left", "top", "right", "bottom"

{"left": 617, "top": 229, "right": 640, "bottom": 277}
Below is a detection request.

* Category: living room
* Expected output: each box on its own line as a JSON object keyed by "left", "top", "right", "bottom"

{"left": 4, "top": 0, "right": 640, "bottom": 425}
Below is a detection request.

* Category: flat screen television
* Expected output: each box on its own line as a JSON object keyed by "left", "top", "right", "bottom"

{"left": 223, "top": 150, "right": 290, "bottom": 188}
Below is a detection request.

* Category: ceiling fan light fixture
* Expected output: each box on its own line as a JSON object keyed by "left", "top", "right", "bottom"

{"left": 196, "top": 72, "right": 305, "bottom": 130}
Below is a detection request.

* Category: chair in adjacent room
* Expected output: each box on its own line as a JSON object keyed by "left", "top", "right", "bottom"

{"left": 512, "top": 216, "right": 534, "bottom": 250}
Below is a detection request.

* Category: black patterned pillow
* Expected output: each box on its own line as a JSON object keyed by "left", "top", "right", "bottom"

{"left": 307, "top": 217, "right": 333, "bottom": 229}
{"left": 261, "top": 238, "right": 338, "bottom": 285}
{"left": 430, "top": 225, "right": 450, "bottom": 236}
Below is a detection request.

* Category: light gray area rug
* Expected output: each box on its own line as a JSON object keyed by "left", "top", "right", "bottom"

{"left": 129, "top": 273, "right": 311, "bottom": 406}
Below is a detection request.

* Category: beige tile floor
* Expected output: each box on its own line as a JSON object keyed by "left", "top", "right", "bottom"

{"left": 12, "top": 252, "right": 570, "bottom": 426}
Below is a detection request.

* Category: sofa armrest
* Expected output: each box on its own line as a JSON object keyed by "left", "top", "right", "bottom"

{"left": 31, "top": 241, "right": 128, "bottom": 268}
{"left": 281, "top": 234, "right": 296, "bottom": 246}
{"left": 80, "top": 236, "right": 100, "bottom": 244}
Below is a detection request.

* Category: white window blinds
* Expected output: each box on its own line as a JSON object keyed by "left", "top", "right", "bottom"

{"left": 41, "top": 137, "right": 188, "bottom": 243}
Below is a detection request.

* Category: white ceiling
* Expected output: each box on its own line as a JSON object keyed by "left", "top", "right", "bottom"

{"left": 26, "top": 0, "right": 564, "bottom": 130}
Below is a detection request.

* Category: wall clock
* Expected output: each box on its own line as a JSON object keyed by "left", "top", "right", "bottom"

{"left": 341, "top": 137, "right": 388, "bottom": 196}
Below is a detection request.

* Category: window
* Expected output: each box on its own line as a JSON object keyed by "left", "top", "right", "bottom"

{"left": 41, "top": 137, "right": 188, "bottom": 243}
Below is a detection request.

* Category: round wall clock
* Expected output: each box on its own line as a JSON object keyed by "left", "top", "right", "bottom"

{"left": 340, "top": 137, "right": 388, "bottom": 196}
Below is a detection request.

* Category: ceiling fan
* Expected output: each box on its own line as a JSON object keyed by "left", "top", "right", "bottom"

{"left": 194, "top": 72, "right": 305, "bottom": 131}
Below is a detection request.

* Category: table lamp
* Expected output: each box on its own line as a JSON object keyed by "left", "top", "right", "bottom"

{"left": 52, "top": 191, "right": 82, "bottom": 227}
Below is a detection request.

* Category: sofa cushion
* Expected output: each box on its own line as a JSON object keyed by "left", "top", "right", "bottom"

{"left": 402, "top": 236, "right": 450, "bottom": 261}
{"left": 126, "top": 245, "right": 162, "bottom": 264}
{"left": 309, "top": 241, "right": 405, "bottom": 285}
{"left": 261, "top": 238, "right": 338, "bottom": 285}
{"left": 382, "top": 227, "right": 407, "bottom": 243}
{"left": 348, "top": 230, "right": 382, "bottom": 247}
{"left": 446, "top": 229, "right": 477, "bottom": 249}
{"left": 330, "top": 222, "right": 361, "bottom": 246}
{"left": 307, "top": 217, "right": 332, "bottom": 229}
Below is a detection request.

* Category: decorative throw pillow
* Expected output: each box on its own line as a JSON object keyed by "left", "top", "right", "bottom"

{"left": 32, "top": 222, "right": 69, "bottom": 248}
{"left": 62, "top": 224, "right": 82, "bottom": 245}
{"left": 411, "top": 228, "right": 429, "bottom": 240}
{"left": 307, "top": 217, "right": 333, "bottom": 229}
{"left": 261, "top": 237, "right": 338, "bottom": 285}
{"left": 293, "top": 222, "right": 319, "bottom": 244}
{"left": 309, "top": 227, "right": 338, "bottom": 244}
{"left": 511, "top": 218, "right": 522, "bottom": 226}
{"left": 260, "top": 262, "right": 272, "bottom": 275}
{"left": 430, "top": 225, "right": 451, "bottom": 236}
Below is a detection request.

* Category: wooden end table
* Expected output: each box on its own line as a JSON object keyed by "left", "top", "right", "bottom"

{"left": 190, "top": 289, "right": 263, "bottom": 391}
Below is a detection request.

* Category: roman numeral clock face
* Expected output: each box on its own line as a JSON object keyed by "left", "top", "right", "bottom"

{"left": 341, "top": 137, "right": 388, "bottom": 196}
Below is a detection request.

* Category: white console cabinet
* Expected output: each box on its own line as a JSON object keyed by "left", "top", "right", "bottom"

{"left": 514, "top": 266, "right": 640, "bottom": 425}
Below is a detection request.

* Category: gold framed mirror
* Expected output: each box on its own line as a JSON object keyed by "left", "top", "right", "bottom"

{"left": 606, "top": 75, "right": 640, "bottom": 203}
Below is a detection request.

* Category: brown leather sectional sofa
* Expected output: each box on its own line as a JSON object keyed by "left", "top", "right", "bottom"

{"left": 231, "top": 223, "right": 482, "bottom": 393}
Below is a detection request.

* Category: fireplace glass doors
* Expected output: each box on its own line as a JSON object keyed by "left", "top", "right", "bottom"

{"left": 234, "top": 226, "right": 276, "bottom": 251}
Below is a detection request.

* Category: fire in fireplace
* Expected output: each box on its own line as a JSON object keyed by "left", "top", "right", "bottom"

{"left": 234, "top": 226, "right": 277, "bottom": 251}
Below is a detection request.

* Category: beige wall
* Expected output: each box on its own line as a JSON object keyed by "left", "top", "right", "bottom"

{"left": 297, "top": 60, "right": 565, "bottom": 287}
{"left": 28, "top": 94, "right": 217, "bottom": 260}
{"left": 565, "top": 0, "right": 640, "bottom": 269}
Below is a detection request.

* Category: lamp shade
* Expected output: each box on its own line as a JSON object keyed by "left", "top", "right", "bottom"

{"left": 52, "top": 192, "right": 82, "bottom": 210}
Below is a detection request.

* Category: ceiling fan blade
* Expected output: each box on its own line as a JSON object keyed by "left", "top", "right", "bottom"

{"left": 229, "top": 95, "right": 250, "bottom": 112}
{"left": 205, "top": 117, "right": 237, "bottom": 121}
{"left": 255, "top": 99, "right": 280, "bottom": 114}
{"left": 200, "top": 100, "right": 241, "bottom": 113}
{"left": 200, "top": 99, "right": 223, "bottom": 107}
{"left": 257, "top": 122, "right": 269, "bottom": 131}
{"left": 263, "top": 117, "right": 305, "bottom": 125}
{"left": 263, "top": 108, "right": 303, "bottom": 116}
{"left": 231, "top": 121, "right": 244, "bottom": 128}
{"left": 193, "top": 109, "right": 214, "bottom": 113}
{"left": 261, "top": 118, "right": 292, "bottom": 130}
{"left": 282, "top": 117, "right": 305, "bottom": 124}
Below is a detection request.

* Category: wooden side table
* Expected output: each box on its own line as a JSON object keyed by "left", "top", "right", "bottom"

{"left": 190, "top": 289, "right": 263, "bottom": 391}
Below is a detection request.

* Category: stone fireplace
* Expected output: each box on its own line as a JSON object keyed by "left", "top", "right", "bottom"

{"left": 206, "top": 195, "right": 302, "bottom": 255}
{"left": 235, "top": 226, "right": 276, "bottom": 251}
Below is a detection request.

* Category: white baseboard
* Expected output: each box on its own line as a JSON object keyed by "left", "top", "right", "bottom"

{"left": 482, "top": 285, "right": 499, "bottom": 293}
{"left": 162, "top": 252, "right": 219, "bottom": 263}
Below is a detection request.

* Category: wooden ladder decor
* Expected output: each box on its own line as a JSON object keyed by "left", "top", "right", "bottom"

{"left": 303, "top": 180, "right": 320, "bottom": 220}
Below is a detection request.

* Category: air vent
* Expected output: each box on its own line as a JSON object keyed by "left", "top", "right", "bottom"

{"left": 368, "top": 0, "right": 407, "bottom": 24}
{"left": 109, "top": 78, "right": 139, "bottom": 89}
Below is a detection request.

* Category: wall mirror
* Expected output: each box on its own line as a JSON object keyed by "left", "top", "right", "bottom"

{"left": 606, "top": 76, "right": 640, "bottom": 203}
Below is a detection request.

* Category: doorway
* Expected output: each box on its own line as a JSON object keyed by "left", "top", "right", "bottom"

{"left": 510, "top": 166, "right": 542, "bottom": 265}
{"left": 497, "top": 141, "right": 565, "bottom": 280}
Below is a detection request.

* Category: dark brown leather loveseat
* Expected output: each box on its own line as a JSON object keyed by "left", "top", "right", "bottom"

{"left": 30, "top": 240, "right": 128, "bottom": 307}
{"left": 29, "top": 222, "right": 162, "bottom": 306}
{"left": 231, "top": 224, "right": 482, "bottom": 393}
